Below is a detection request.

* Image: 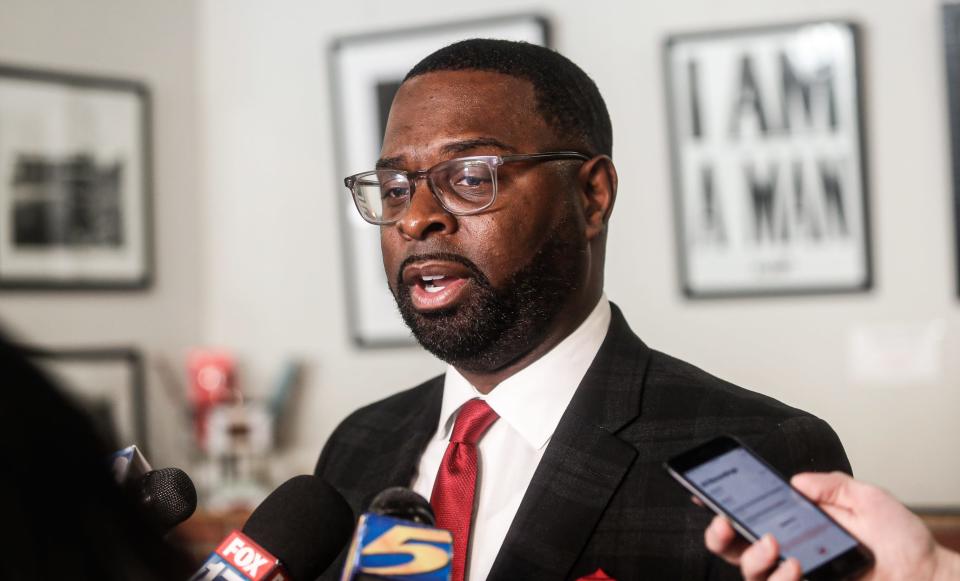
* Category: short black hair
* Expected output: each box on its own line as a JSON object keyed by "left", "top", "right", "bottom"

{"left": 404, "top": 38, "right": 613, "bottom": 157}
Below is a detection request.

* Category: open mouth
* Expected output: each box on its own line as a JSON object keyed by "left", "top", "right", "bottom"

{"left": 420, "top": 274, "right": 456, "bottom": 293}
{"left": 402, "top": 260, "right": 475, "bottom": 311}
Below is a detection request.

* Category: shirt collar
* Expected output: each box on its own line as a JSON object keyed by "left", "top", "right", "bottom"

{"left": 439, "top": 294, "right": 611, "bottom": 450}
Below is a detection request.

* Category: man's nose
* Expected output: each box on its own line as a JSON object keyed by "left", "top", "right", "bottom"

{"left": 395, "top": 180, "right": 458, "bottom": 240}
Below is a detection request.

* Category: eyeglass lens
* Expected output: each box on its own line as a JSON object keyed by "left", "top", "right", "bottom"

{"left": 353, "top": 159, "right": 496, "bottom": 223}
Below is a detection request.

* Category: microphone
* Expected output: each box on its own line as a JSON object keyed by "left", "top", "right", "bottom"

{"left": 130, "top": 466, "right": 198, "bottom": 532}
{"left": 190, "top": 475, "right": 355, "bottom": 581}
{"left": 111, "top": 445, "right": 198, "bottom": 533}
{"left": 340, "top": 487, "right": 452, "bottom": 581}
{"left": 367, "top": 487, "right": 435, "bottom": 526}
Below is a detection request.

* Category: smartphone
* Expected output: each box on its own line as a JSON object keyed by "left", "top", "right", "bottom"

{"left": 664, "top": 435, "right": 873, "bottom": 580}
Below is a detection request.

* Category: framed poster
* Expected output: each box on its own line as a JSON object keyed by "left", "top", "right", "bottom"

{"left": 944, "top": 4, "right": 960, "bottom": 297}
{"left": 19, "top": 345, "right": 149, "bottom": 454}
{"left": 329, "top": 14, "right": 550, "bottom": 347}
{"left": 0, "top": 65, "right": 152, "bottom": 289}
{"left": 665, "top": 21, "right": 872, "bottom": 298}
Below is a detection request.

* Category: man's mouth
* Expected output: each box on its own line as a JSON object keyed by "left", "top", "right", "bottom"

{"left": 420, "top": 274, "right": 455, "bottom": 293}
{"left": 400, "top": 259, "right": 476, "bottom": 312}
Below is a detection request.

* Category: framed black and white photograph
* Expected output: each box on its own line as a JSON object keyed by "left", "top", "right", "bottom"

{"left": 0, "top": 65, "right": 152, "bottom": 290}
{"left": 19, "top": 345, "right": 148, "bottom": 454}
{"left": 330, "top": 14, "right": 550, "bottom": 346}
{"left": 944, "top": 4, "right": 960, "bottom": 298}
{"left": 665, "top": 21, "right": 872, "bottom": 298}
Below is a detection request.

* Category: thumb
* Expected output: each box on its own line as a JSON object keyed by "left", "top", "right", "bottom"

{"left": 790, "top": 472, "right": 862, "bottom": 523}
{"left": 791, "top": 472, "right": 853, "bottom": 504}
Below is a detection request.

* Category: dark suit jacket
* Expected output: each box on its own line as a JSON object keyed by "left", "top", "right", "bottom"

{"left": 315, "top": 304, "right": 851, "bottom": 580}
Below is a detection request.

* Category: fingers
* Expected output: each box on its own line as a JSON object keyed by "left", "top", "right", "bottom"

{"left": 768, "top": 558, "right": 802, "bottom": 581}
{"left": 704, "top": 515, "right": 750, "bottom": 565}
{"left": 741, "top": 534, "right": 782, "bottom": 581}
{"left": 704, "top": 515, "right": 735, "bottom": 558}
{"left": 704, "top": 517, "right": 802, "bottom": 581}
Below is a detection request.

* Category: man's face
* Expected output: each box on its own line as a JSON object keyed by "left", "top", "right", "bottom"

{"left": 378, "top": 70, "right": 590, "bottom": 371}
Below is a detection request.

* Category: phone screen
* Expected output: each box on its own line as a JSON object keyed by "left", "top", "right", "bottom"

{"left": 683, "top": 447, "right": 858, "bottom": 572}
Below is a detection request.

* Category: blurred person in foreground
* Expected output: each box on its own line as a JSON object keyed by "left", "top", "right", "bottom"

{"left": 316, "top": 39, "right": 853, "bottom": 580}
{"left": 0, "top": 334, "right": 194, "bottom": 580}
{"left": 704, "top": 471, "right": 960, "bottom": 581}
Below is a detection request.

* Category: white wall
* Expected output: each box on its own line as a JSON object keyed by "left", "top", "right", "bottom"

{"left": 0, "top": 0, "right": 203, "bottom": 467}
{"left": 199, "top": 0, "right": 960, "bottom": 505}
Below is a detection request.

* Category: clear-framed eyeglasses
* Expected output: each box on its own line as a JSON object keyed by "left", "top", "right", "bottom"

{"left": 343, "top": 151, "right": 590, "bottom": 225}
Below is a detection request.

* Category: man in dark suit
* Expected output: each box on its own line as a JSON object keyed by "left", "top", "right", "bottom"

{"left": 317, "top": 39, "right": 850, "bottom": 580}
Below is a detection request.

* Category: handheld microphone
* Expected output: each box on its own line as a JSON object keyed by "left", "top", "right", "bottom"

{"left": 111, "top": 445, "right": 198, "bottom": 533}
{"left": 190, "top": 475, "right": 354, "bottom": 581}
{"left": 340, "top": 487, "right": 452, "bottom": 581}
{"left": 131, "top": 466, "right": 198, "bottom": 532}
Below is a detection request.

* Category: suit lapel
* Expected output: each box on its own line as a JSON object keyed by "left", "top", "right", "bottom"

{"left": 487, "top": 304, "right": 651, "bottom": 580}
{"left": 360, "top": 377, "right": 443, "bottom": 506}
{"left": 317, "top": 378, "right": 444, "bottom": 581}
{"left": 382, "top": 389, "right": 440, "bottom": 488}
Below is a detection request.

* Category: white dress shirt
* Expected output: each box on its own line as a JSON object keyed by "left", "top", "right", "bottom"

{"left": 411, "top": 295, "right": 611, "bottom": 581}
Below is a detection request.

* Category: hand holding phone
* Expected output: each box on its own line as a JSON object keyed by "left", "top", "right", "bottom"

{"left": 664, "top": 436, "right": 874, "bottom": 580}
{"left": 708, "top": 471, "right": 960, "bottom": 581}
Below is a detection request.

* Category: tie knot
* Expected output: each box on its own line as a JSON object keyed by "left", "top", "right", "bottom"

{"left": 449, "top": 399, "right": 499, "bottom": 444}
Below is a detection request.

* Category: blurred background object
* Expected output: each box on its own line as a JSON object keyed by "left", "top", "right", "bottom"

{"left": 19, "top": 345, "right": 148, "bottom": 452}
{"left": 0, "top": 334, "right": 195, "bottom": 579}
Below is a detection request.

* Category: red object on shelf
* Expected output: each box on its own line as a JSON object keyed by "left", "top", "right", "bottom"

{"left": 188, "top": 349, "right": 237, "bottom": 449}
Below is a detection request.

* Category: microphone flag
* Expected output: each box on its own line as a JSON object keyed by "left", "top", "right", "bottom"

{"left": 341, "top": 513, "right": 452, "bottom": 580}
{"left": 190, "top": 530, "right": 290, "bottom": 581}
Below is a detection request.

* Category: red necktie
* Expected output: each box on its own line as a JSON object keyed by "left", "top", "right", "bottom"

{"left": 430, "top": 399, "right": 499, "bottom": 581}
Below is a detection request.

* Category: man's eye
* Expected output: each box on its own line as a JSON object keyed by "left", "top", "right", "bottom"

{"left": 456, "top": 175, "right": 488, "bottom": 187}
{"left": 380, "top": 185, "right": 409, "bottom": 200}
{"left": 451, "top": 169, "right": 491, "bottom": 189}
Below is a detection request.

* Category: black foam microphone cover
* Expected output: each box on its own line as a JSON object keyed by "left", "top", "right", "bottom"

{"left": 242, "top": 475, "right": 355, "bottom": 580}
{"left": 134, "top": 467, "right": 198, "bottom": 532}
{"left": 368, "top": 487, "right": 435, "bottom": 526}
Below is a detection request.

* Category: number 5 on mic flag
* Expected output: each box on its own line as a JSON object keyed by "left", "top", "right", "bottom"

{"left": 340, "top": 514, "right": 453, "bottom": 580}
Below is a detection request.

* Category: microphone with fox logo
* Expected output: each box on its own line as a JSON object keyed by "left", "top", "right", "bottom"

{"left": 340, "top": 487, "right": 453, "bottom": 581}
{"left": 190, "top": 475, "right": 355, "bottom": 581}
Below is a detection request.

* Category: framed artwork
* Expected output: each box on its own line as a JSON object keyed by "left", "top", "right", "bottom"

{"left": 665, "top": 21, "right": 872, "bottom": 298}
{"left": 944, "top": 4, "right": 960, "bottom": 297}
{"left": 329, "top": 14, "right": 550, "bottom": 346}
{"left": 0, "top": 65, "right": 152, "bottom": 289}
{"left": 19, "top": 345, "right": 149, "bottom": 455}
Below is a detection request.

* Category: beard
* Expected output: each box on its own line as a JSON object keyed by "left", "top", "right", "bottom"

{"left": 391, "top": 213, "right": 586, "bottom": 372}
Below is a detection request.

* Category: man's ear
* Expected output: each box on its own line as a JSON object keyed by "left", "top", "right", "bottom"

{"left": 577, "top": 155, "right": 618, "bottom": 240}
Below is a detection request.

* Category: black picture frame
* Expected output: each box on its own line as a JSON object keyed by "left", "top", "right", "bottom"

{"left": 17, "top": 345, "right": 149, "bottom": 456}
{"left": 664, "top": 21, "right": 873, "bottom": 299}
{"left": 0, "top": 64, "right": 153, "bottom": 290}
{"left": 944, "top": 5, "right": 960, "bottom": 298}
{"left": 328, "top": 14, "right": 550, "bottom": 346}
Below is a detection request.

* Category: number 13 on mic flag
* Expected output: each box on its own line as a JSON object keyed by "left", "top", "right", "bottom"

{"left": 341, "top": 514, "right": 453, "bottom": 580}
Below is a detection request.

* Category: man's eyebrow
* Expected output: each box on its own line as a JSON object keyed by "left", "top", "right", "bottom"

{"left": 440, "top": 138, "right": 516, "bottom": 156}
{"left": 375, "top": 156, "right": 405, "bottom": 170}
{"left": 375, "top": 138, "right": 517, "bottom": 170}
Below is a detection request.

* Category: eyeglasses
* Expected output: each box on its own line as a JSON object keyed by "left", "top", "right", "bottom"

{"left": 343, "top": 151, "right": 590, "bottom": 225}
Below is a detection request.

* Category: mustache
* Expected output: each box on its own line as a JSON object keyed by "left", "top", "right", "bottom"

{"left": 395, "top": 252, "right": 492, "bottom": 290}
